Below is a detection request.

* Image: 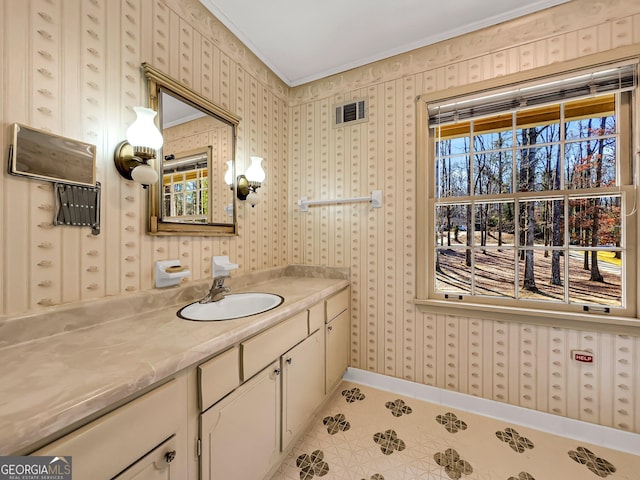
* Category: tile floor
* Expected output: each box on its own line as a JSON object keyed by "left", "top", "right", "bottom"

{"left": 269, "top": 381, "right": 640, "bottom": 480}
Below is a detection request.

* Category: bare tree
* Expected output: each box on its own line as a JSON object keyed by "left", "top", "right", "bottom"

{"left": 549, "top": 125, "right": 563, "bottom": 286}
{"left": 589, "top": 116, "right": 608, "bottom": 283}
{"left": 550, "top": 153, "right": 563, "bottom": 285}
{"left": 463, "top": 137, "right": 472, "bottom": 267}
{"left": 497, "top": 142, "right": 505, "bottom": 247}
{"left": 520, "top": 127, "right": 539, "bottom": 292}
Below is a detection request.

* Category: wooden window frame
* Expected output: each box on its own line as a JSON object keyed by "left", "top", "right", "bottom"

{"left": 415, "top": 47, "right": 640, "bottom": 333}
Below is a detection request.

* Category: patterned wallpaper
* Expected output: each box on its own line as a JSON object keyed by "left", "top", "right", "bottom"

{"left": 0, "top": 0, "right": 289, "bottom": 315}
{"left": 288, "top": 0, "right": 640, "bottom": 433}
{"left": 2, "top": 0, "right": 640, "bottom": 434}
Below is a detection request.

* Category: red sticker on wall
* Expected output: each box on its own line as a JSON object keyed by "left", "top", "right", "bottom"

{"left": 571, "top": 350, "right": 594, "bottom": 363}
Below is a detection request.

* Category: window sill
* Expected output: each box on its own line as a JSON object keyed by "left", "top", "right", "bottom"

{"left": 414, "top": 298, "right": 640, "bottom": 334}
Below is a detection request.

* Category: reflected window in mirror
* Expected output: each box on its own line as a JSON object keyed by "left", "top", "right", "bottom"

{"left": 162, "top": 147, "right": 210, "bottom": 223}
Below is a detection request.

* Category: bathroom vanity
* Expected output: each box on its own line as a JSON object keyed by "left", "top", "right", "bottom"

{"left": 0, "top": 268, "right": 349, "bottom": 480}
{"left": 199, "top": 287, "right": 349, "bottom": 480}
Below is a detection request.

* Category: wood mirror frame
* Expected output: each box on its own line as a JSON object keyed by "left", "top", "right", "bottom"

{"left": 142, "top": 62, "right": 240, "bottom": 236}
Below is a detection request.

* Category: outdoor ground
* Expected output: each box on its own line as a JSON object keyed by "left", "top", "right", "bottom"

{"left": 436, "top": 233, "right": 622, "bottom": 306}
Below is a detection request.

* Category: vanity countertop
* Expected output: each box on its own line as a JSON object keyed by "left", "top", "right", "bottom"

{"left": 0, "top": 272, "right": 349, "bottom": 455}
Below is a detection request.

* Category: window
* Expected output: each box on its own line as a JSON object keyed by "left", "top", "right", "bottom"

{"left": 419, "top": 61, "right": 638, "bottom": 318}
{"left": 162, "top": 151, "right": 210, "bottom": 223}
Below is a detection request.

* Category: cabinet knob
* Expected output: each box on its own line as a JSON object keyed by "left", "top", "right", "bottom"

{"left": 286, "top": 357, "right": 292, "bottom": 365}
{"left": 328, "top": 326, "right": 333, "bottom": 332}
{"left": 274, "top": 367, "right": 281, "bottom": 376}
{"left": 164, "top": 450, "right": 177, "bottom": 464}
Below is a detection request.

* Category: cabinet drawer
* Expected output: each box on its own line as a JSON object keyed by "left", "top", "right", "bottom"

{"left": 113, "top": 434, "right": 179, "bottom": 479}
{"left": 242, "top": 311, "right": 308, "bottom": 380}
{"left": 326, "top": 288, "right": 349, "bottom": 321}
{"left": 35, "top": 376, "right": 185, "bottom": 480}
{"left": 308, "top": 302, "right": 324, "bottom": 334}
{"left": 198, "top": 346, "right": 240, "bottom": 411}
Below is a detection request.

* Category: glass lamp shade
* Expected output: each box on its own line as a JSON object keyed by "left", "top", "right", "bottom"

{"left": 246, "top": 191, "right": 260, "bottom": 206}
{"left": 224, "top": 160, "right": 234, "bottom": 186}
{"left": 126, "top": 107, "right": 163, "bottom": 150}
{"left": 131, "top": 163, "right": 158, "bottom": 186}
{"left": 246, "top": 156, "right": 265, "bottom": 183}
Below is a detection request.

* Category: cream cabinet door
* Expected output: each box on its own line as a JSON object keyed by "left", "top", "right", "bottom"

{"left": 325, "top": 308, "right": 349, "bottom": 392}
{"left": 200, "top": 361, "right": 281, "bottom": 480}
{"left": 282, "top": 329, "right": 324, "bottom": 451}
{"left": 113, "top": 435, "right": 180, "bottom": 480}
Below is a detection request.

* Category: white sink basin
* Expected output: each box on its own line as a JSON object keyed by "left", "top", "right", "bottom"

{"left": 177, "top": 293, "right": 284, "bottom": 321}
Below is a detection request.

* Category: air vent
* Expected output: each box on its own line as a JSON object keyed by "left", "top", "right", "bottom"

{"left": 333, "top": 98, "right": 368, "bottom": 127}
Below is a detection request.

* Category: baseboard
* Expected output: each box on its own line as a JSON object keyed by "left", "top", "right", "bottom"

{"left": 343, "top": 367, "right": 640, "bottom": 455}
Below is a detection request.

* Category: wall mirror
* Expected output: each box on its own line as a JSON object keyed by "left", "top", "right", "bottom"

{"left": 142, "top": 62, "right": 240, "bottom": 236}
{"left": 9, "top": 123, "right": 96, "bottom": 186}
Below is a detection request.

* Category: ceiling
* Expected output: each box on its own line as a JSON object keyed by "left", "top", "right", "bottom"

{"left": 198, "top": 0, "right": 569, "bottom": 87}
{"left": 161, "top": 92, "right": 206, "bottom": 128}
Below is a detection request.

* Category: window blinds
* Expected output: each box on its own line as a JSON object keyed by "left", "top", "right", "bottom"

{"left": 428, "top": 62, "right": 637, "bottom": 127}
{"left": 163, "top": 153, "right": 209, "bottom": 173}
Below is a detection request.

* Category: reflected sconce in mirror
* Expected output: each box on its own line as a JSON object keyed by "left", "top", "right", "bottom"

{"left": 224, "top": 159, "right": 234, "bottom": 187}
{"left": 237, "top": 156, "right": 265, "bottom": 207}
{"left": 114, "top": 106, "right": 163, "bottom": 188}
{"left": 223, "top": 160, "right": 234, "bottom": 217}
{"left": 225, "top": 156, "right": 265, "bottom": 207}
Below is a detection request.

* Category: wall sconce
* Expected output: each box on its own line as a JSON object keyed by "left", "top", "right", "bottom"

{"left": 114, "top": 106, "right": 163, "bottom": 188}
{"left": 226, "top": 156, "right": 265, "bottom": 207}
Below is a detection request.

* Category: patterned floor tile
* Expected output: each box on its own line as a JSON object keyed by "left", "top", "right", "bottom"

{"left": 269, "top": 381, "right": 640, "bottom": 480}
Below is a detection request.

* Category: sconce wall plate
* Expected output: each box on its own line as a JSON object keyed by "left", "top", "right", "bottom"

{"left": 236, "top": 175, "right": 251, "bottom": 200}
{"left": 114, "top": 141, "right": 139, "bottom": 181}
{"left": 114, "top": 141, "right": 158, "bottom": 187}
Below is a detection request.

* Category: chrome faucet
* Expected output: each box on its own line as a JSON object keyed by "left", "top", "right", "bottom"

{"left": 199, "top": 276, "right": 230, "bottom": 303}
